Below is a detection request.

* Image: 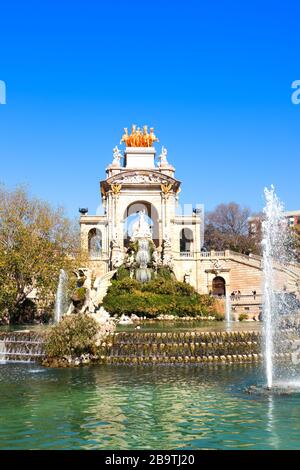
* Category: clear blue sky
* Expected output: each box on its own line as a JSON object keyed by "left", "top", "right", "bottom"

{"left": 1, "top": 0, "right": 299, "bottom": 218}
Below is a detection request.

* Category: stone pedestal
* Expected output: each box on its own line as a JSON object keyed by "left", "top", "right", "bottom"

{"left": 124, "top": 147, "right": 156, "bottom": 169}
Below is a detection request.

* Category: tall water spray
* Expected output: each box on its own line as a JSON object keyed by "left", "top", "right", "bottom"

{"left": 54, "top": 269, "right": 68, "bottom": 323}
{"left": 225, "top": 293, "right": 232, "bottom": 323}
{"left": 262, "top": 186, "right": 294, "bottom": 389}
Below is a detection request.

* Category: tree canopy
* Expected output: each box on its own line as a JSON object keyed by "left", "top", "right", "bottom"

{"left": 204, "top": 202, "right": 260, "bottom": 254}
{"left": 0, "top": 186, "right": 85, "bottom": 324}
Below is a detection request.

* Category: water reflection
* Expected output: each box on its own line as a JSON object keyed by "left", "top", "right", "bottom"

{"left": 1, "top": 363, "right": 300, "bottom": 449}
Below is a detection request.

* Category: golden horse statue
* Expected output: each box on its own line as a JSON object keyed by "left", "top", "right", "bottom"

{"left": 120, "top": 125, "right": 159, "bottom": 147}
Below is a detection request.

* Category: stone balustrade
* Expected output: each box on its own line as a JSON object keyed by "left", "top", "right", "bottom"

{"left": 179, "top": 251, "right": 194, "bottom": 258}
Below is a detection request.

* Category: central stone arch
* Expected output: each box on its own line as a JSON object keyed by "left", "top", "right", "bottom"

{"left": 123, "top": 200, "right": 160, "bottom": 247}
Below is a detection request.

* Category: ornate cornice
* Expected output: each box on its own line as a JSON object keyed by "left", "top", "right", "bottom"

{"left": 101, "top": 170, "right": 181, "bottom": 192}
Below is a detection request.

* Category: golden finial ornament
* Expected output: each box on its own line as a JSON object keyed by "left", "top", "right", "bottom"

{"left": 111, "top": 184, "right": 122, "bottom": 195}
{"left": 161, "top": 183, "right": 173, "bottom": 196}
{"left": 120, "top": 125, "right": 159, "bottom": 147}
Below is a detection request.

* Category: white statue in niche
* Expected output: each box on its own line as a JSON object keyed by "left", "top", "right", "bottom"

{"left": 111, "top": 146, "right": 122, "bottom": 166}
{"left": 131, "top": 210, "right": 152, "bottom": 239}
{"left": 158, "top": 146, "right": 169, "bottom": 167}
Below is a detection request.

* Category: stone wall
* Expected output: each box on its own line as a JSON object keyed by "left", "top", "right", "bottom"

{"left": 38, "top": 328, "right": 296, "bottom": 367}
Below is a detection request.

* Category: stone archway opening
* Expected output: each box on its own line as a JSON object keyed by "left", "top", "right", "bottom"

{"left": 88, "top": 228, "right": 102, "bottom": 258}
{"left": 123, "top": 201, "right": 159, "bottom": 248}
{"left": 212, "top": 276, "right": 226, "bottom": 297}
{"left": 180, "top": 228, "right": 194, "bottom": 254}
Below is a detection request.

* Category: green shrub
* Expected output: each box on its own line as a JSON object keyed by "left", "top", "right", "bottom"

{"left": 239, "top": 313, "right": 249, "bottom": 322}
{"left": 128, "top": 240, "right": 139, "bottom": 253}
{"left": 116, "top": 266, "right": 130, "bottom": 280}
{"left": 109, "top": 277, "right": 140, "bottom": 294}
{"left": 156, "top": 267, "right": 173, "bottom": 280}
{"left": 45, "top": 314, "right": 99, "bottom": 357}
{"left": 103, "top": 277, "right": 216, "bottom": 319}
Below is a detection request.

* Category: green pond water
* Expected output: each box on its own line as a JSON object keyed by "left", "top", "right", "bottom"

{"left": 116, "top": 320, "right": 261, "bottom": 333}
{"left": 0, "top": 320, "right": 261, "bottom": 334}
{"left": 1, "top": 363, "right": 300, "bottom": 450}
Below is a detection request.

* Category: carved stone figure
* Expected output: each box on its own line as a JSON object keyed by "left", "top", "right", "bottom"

{"left": 163, "top": 233, "right": 172, "bottom": 248}
{"left": 108, "top": 172, "right": 172, "bottom": 185}
{"left": 212, "top": 259, "right": 223, "bottom": 273}
{"left": 158, "top": 146, "right": 169, "bottom": 167}
{"left": 131, "top": 210, "right": 152, "bottom": 239}
{"left": 111, "top": 146, "right": 122, "bottom": 166}
{"left": 111, "top": 234, "right": 120, "bottom": 249}
{"left": 152, "top": 250, "right": 162, "bottom": 267}
{"left": 163, "top": 252, "right": 173, "bottom": 269}
{"left": 112, "top": 252, "right": 123, "bottom": 268}
{"left": 125, "top": 252, "right": 135, "bottom": 268}
{"left": 89, "top": 232, "right": 102, "bottom": 257}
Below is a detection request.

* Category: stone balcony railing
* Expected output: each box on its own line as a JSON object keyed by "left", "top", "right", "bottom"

{"left": 213, "top": 294, "right": 262, "bottom": 305}
{"left": 179, "top": 251, "right": 194, "bottom": 258}
{"left": 200, "top": 251, "right": 226, "bottom": 258}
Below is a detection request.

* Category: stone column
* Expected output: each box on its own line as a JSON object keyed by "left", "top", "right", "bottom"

{"left": 113, "top": 188, "right": 124, "bottom": 268}
{"left": 161, "top": 193, "right": 166, "bottom": 240}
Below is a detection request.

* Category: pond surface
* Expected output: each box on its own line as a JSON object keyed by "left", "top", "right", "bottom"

{"left": 0, "top": 320, "right": 262, "bottom": 334}
{"left": 116, "top": 320, "right": 261, "bottom": 333}
{"left": 1, "top": 363, "right": 300, "bottom": 450}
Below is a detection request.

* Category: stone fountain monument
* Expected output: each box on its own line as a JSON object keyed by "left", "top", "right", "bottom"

{"left": 131, "top": 210, "right": 152, "bottom": 283}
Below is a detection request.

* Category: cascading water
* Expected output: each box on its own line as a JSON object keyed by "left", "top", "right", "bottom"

{"left": 135, "top": 239, "right": 151, "bottom": 283}
{"left": 0, "top": 339, "right": 7, "bottom": 364}
{"left": 54, "top": 269, "right": 68, "bottom": 323}
{"left": 262, "top": 186, "right": 299, "bottom": 389}
{"left": 0, "top": 332, "right": 45, "bottom": 363}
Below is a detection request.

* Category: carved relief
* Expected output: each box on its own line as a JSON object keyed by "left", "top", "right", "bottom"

{"left": 110, "top": 173, "right": 170, "bottom": 185}
{"left": 211, "top": 259, "right": 223, "bottom": 273}
{"left": 111, "top": 184, "right": 122, "bottom": 195}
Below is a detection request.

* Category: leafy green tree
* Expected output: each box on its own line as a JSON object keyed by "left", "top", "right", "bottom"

{"left": 0, "top": 185, "right": 85, "bottom": 323}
